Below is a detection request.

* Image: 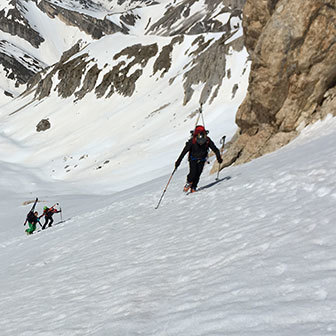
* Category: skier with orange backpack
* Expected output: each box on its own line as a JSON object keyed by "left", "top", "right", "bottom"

{"left": 175, "top": 125, "right": 223, "bottom": 193}
{"left": 40, "top": 204, "right": 61, "bottom": 229}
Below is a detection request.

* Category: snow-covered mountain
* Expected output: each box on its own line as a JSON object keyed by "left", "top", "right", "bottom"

{"left": 0, "top": 0, "right": 246, "bottom": 98}
{"left": 0, "top": 0, "right": 249, "bottom": 190}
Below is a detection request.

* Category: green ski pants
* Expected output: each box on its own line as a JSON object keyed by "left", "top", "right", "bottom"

{"left": 26, "top": 222, "right": 36, "bottom": 234}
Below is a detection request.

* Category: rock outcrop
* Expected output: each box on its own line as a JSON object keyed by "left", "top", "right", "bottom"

{"left": 37, "top": 0, "right": 127, "bottom": 39}
{"left": 36, "top": 118, "right": 51, "bottom": 132}
{"left": 0, "top": 40, "right": 45, "bottom": 88}
{"left": 0, "top": 0, "right": 44, "bottom": 48}
{"left": 147, "top": 0, "right": 245, "bottom": 36}
{"left": 214, "top": 0, "right": 336, "bottom": 171}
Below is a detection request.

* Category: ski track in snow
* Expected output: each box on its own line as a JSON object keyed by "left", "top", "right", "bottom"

{"left": 1, "top": 117, "right": 336, "bottom": 335}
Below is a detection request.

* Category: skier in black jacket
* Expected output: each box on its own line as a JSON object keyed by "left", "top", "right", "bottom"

{"left": 25, "top": 211, "right": 41, "bottom": 235}
{"left": 40, "top": 205, "right": 61, "bottom": 229}
{"left": 175, "top": 125, "right": 223, "bottom": 192}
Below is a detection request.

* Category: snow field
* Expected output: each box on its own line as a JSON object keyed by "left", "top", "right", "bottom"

{"left": 1, "top": 115, "right": 336, "bottom": 335}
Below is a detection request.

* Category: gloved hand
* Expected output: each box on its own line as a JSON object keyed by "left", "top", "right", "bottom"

{"left": 218, "top": 157, "right": 223, "bottom": 164}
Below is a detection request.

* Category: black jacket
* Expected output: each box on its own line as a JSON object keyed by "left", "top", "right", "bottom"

{"left": 176, "top": 137, "right": 221, "bottom": 166}
{"left": 26, "top": 211, "right": 39, "bottom": 224}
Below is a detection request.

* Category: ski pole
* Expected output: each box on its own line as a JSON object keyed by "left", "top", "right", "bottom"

{"left": 216, "top": 164, "right": 221, "bottom": 181}
{"left": 155, "top": 168, "right": 176, "bottom": 209}
{"left": 216, "top": 136, "right": 226, "bottom": 181}
{"left": 60, "top": 206, "right": 63, "bottom": 222}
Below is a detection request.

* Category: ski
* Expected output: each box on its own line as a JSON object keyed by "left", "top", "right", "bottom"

{"left": 28, "top": 218, "right": 71, "bottom": 235}
{"left": 23, "top": 197, "right": 38, "bottom": 226}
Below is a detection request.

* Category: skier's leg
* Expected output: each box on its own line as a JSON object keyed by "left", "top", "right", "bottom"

{"left": 191, "top": 161, "right": 205, "bottom": 189}
{"left": 26, "top": 222, "right": 36, "bottom": 234}
{"left": 48, "top": 217, "right": 54, "bottom": 227}
{"left": 187, "top": 160, "right": 198, "bottom": 184}
{"left": 185, "top": 160, "right": 198, "bottom": 191}
{"left": 42, "top": 217, "right": 49, "bottom": 230}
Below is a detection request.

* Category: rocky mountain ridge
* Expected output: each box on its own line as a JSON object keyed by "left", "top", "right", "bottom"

{"left": 0, "top": 0, "right": 245, "bottom": 102}
{"left": 9, "top": 0, "right": 246, "bottom": 107}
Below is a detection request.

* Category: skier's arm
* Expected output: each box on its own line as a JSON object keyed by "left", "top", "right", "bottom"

{"left": 209, "top": 139, "right": 223, "bottom": 163}
{"left": 175, "top": 141, "right": 191, "bottom": 168}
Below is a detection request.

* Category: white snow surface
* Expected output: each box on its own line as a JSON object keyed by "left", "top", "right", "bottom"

{"left": 0, "top": 1, "right": 335, "bottom": 334}
{"left": 1, "top": 114, "right": 336, "bottom": 335}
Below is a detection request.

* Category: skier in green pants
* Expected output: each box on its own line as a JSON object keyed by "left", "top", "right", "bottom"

{"left": 25, "top": 211, "right": 40, "bottom": 235}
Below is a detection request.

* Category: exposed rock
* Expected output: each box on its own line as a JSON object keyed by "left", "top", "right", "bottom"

{"left": 183, "top": 33, "right": 244, "bottom": 105}
{"left": 242, "top": 0, "right": 277, "bottom": 54}
{"left": 153, "top": 36, "right": 184, "bottom": 77}
{"left": 0, "top": 51, "right": 35, "bottom": 86}
{"left": 60, "top": 41, "right": 82, "bottom": 62}
{"left": 148, "top": 0, "right": 245, "bottom": 36}
{"left": 0, "top": 0, "right": 44, "bottom": 48}
{"left": 4, "top": 90, "right": 13, "bottom": 97}
{"left": 34, "top": 69, "right": 56, "bottom": 100}
{"left": 75, "top": 64, "right": 101, "bottom": 100}
{"left": 57, "top": 54, "right": 91, "bottom": 99}
{"left": 37, "top": 0, "right": 126, "bottom": 39}
{"left": 33, "top": 42, "right": 86, "bottom": 100}
{"left": 0, "top": 40, "right": 45, "bottom": 88}
{"left": 214, "top": 0, "right": 336, "bottom": 172}
{"left": 36, "top": 118, "right": 51, "bottom": 132}
{"left": 231, "top": 83, "right": 239, "bottom": 99}
{"left": 32, "top": 41, "right": 159, "bottom": 100}
{"left": 30, "top": 30, "right": 245, "bottom": 105}
{"left": 96, "top": 43, "right": 158, "bottom": 97}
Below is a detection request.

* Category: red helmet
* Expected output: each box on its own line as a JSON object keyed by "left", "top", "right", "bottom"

{"left": 194, "top": 125, "right": 206, "bottom": 136}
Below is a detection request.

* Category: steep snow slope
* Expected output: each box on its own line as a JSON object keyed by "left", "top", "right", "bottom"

{"left": 1, "top": 115, "right": 336, "bottom": 335}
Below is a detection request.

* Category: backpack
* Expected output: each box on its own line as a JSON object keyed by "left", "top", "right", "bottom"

{"left": 26, "top": 211, "right": 35, "bottom": 222}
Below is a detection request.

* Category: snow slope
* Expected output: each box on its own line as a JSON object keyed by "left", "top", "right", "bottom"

{"left": 1, "top": 115, "right": 336, "bottom": 335}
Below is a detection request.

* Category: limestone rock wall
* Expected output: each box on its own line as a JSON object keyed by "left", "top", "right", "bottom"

{"left": 215, "top": 0, "right": 336, "bottom": 171}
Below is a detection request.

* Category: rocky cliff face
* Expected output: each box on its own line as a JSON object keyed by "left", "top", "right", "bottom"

{"left": 215, "top": 0, "right": 336, "bottom": 170}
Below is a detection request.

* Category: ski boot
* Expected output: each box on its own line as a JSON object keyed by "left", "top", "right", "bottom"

{"left": 183, "top": 182, "right": 192, "bottom": 192}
